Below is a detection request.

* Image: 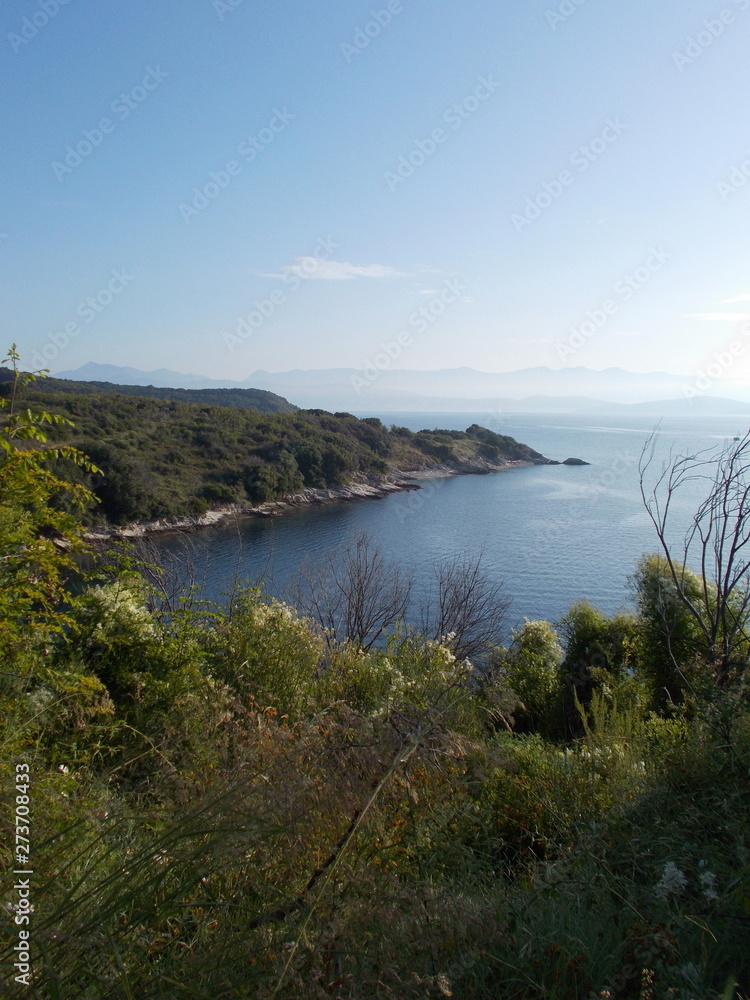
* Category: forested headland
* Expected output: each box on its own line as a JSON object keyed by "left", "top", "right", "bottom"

{"left": 0, "top": 365, "right": 545, "bottom": 526}
{"left": 0, "top": 367, "right": 299, "bottom": 414}
{"left": 1, "top": 350, "right": 749, "bottom": 999}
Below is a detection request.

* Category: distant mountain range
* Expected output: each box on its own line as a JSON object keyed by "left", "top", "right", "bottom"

{"left": 54, "top": 363, "right": 750, "bottom": 416}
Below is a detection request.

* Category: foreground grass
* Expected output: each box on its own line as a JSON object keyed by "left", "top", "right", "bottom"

{"left": 1, "top": 581, "right": 748, "bottom": 1000}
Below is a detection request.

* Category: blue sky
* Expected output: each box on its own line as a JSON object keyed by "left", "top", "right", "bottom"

{"left": 2, "top": 0, "right": 750, "bottom": 381}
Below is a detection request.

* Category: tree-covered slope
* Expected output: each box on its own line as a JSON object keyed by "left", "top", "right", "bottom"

{"left": 0, "top": 367, "right": 297, "bottom": 414}
{"left": 1, "top": 375, "right": 547, "bottom": 524}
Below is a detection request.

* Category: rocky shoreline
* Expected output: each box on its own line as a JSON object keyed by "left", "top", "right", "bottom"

{"left": 83, "top": 457, "right": 539, "bottom": 541}
{"left": 82, "top": 453, "right": 592, "bottom": 542}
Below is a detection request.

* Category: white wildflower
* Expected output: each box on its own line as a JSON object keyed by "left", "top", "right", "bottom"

{"left": 26, "top": 687, "right": 54, "bottom": 713}
{"left": 699, "top": 869, "right": 719, "bottom": 902}
{"left": 4, "top": 901, "right": 34, "bottom": 915}
{"left": 654, "top": 861, "right": 688, "bottom": 901}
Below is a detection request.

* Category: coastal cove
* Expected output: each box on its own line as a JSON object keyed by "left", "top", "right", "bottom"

{"left": 145, "top": 411, "right": 750, "bottom": 629}
{"left": 83, "top": 456, "right": 546, "bottom": 542}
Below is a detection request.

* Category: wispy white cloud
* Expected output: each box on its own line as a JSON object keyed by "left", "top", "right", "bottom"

{"left": 263, "top": 258, "right": 407, "bottom": 281}
{"left": 685, "top": 312, "right": 750, "bottom": 322}
{"left": 722, "top": 293, "right": 750, "bottom": 303}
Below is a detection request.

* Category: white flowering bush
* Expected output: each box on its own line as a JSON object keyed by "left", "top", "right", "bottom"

{"left": 315, "top": 630, "right": 469, "bottom": 718}
{"left": 63, "top": 582, "right": 173, "bottom": 702}
{"left": 87, "top": 582, "right": 158, "bottom": 640}
{"left": 211, "top": 589, "right": 324, "bottom": 717}
{"left": 699, "top": 863, "right": 720, "bottom": 903}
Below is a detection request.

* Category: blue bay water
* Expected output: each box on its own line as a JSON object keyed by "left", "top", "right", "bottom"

{"left": 151, "top": 411, "right": 750, "bottom": 633}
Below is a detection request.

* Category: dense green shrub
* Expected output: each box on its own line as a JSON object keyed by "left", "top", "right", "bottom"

{"left": 498, "top": 618, "right": 565, "bottom": 736}
{"left": 557, "top": 600, "right": 638, "bottom": 735}
{"left": 208, "top": 589, "right": 324, "bottom": 717}
{"left": 630, "top": 552, "right": 710, "bottom": 706}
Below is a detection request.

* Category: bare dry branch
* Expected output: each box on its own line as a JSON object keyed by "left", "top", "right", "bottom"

{"left": 421, "top": 551, "right": 511, "bottom": 663}
{"left": 639, "top": 427, "right": 750, "bottom": 680}
{"left": 291, "top": 532, "right": 412, "bottom": 649}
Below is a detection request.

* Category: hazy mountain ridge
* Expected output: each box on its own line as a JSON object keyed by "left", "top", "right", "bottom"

{"left": 54, "top": 362, "right": 750, "bottom": 415}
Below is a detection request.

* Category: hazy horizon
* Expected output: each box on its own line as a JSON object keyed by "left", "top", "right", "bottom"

{"left": 54, "top": 360, "right": 714, "bottom": 379}
{"left": 48, "top": 359, "right": 750, "bottom": 414}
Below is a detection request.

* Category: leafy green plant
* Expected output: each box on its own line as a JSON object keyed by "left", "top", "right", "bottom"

{"left": 0, "top": 346, "right": 99, "bottom": 647}
{"left": 499, "top": 618, "right": 564, "bottom": 736}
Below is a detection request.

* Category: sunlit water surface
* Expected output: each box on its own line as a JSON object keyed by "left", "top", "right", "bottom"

{"left": 150, "top": 412, "right": 750, "bottom": 633}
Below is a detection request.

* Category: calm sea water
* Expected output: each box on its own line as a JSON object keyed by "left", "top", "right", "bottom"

{"left": 151, "top": 411, "right": 750, "bottom": 633}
